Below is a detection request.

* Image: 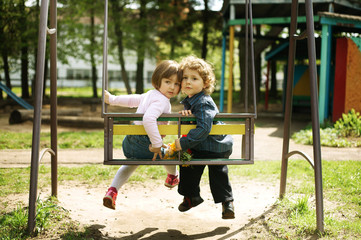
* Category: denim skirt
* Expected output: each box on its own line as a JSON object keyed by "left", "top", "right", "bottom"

{"left": 122, "top": 135, "right": 158, "bottom": 159}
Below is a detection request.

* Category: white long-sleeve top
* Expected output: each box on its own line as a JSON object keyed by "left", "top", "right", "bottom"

{"left": 108, "top": 89, "right": 170, "bottom": 148}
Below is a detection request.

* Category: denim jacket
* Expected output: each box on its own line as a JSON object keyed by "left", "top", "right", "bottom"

{"left": 179, "top": 91, "right": 233, "bottom": 153}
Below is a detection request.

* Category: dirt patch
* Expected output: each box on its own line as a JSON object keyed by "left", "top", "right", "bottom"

{"left": 56, "top": 180, "right": 278, "bottom": 239}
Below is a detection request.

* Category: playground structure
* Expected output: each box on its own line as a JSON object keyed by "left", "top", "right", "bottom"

{"left": 248, "top": 1, "right": 361, "bottom": 122}
{"left": 0, "top": 82, "right": 33, "bottom": 110}
{"left": 27, "top": 0, "right": 324, "bottom": 234}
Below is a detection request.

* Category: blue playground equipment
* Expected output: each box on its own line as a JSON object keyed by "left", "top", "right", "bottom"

{"left": 0, "top": 82, "right": 33, "bottom": 109}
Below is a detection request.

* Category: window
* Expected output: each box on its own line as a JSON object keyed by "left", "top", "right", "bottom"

{"left": 66, "top": 69, "right": 91, "bottom": 80}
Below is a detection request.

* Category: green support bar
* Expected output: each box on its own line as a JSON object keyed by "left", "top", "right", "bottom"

{"left": 319, "top": 23, "right": 330, "bottom": 123}
{"left": 228, "top": 15, "right": 320, "bottom": 26}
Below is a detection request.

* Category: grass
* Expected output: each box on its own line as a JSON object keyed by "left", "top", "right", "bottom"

{"left": 292, "top": 109, "right": 361, "bottom": 147}
{"left": 0, "top": 130, "right": 123, "bottom": 150}
{"left": 0, "top": 131, "right": 178, "bottom": 150}
{"left": 292, "top": 127, "right": 361, "bottom": 147}
{"left": 1, "top": 160, "right": 361, "bottom": 239}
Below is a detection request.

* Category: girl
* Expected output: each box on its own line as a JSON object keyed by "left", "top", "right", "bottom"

{"left": 103, "top": 60, "right": 181, "bottom": 210}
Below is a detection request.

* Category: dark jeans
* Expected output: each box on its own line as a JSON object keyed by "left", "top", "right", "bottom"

{"left": 178, "top": 149, "right": 234, "bottom": 203}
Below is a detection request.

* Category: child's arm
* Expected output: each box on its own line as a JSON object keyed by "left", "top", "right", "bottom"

{"left": 104, "top": 90, "right": 111, "bottom": 104}
{"left": 143, "top": 97, "right": 169, "bottom": 160}
{"left": 104, "top": 90, "right": 142, "bottom": 107}
{"left": 178, "top": 102, "right": 215, "bottom": 150}
{"left": 174, "top": 110, "right": 192, "bottom": 151}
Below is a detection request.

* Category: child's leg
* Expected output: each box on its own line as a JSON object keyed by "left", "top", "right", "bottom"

{"left": 208, "top": 165, "right": 234, "bottom": 203}
{"left": 163, "top": 165, "right": 178, "bottom": 176}
{"left": 177, "top": 165, "right": 205, "bottom": 212}
{"left": 110, "top": 165, "right": 139, "bottom": 190}
{"left": 178, "top": 165, "right": 205, "bottom": 197}
{"left": 163, "top": 165, "right": 179, "bottom": 188}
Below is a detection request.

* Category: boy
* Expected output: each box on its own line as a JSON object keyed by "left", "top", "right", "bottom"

{"left": 174, "top": 55, "right": 235, "bottom": 219}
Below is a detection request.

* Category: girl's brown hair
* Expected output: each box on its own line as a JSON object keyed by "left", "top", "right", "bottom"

{"left": 179, "top": 55, "right": 216, "bottom": 95}
{"left": 151, "top": 60, "right": 180, "bottom": 90}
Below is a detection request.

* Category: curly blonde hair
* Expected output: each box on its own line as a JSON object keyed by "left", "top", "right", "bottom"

{"left": 179, "top": 55, "right": 216, "bottom": 95}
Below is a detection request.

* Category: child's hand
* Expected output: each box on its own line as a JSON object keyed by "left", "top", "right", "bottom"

{"left": 179, "top": 110, "right": 192, "bottom": 116}
{"left": 104, "top": 90, "right": 111, "bottom": 104}
{"left": 149, "top": 144, "right": 166, "bottom": 160}
{"left": 175, "top": 138, "right": 182, "bottom": 151}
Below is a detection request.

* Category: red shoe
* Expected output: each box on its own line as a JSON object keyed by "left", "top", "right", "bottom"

{"left": 164, "top": 174, "right": 179, "bottom": 188}
{"left": 103, "top": 187, "right": 117, "bottom": 210}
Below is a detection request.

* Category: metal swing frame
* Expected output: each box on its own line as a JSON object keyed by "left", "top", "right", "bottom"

{"left": 100, "top": 0, "right": 257, "bottom": 166}
{"left": 27, "top": 0, "right": 324, "bottom": 234}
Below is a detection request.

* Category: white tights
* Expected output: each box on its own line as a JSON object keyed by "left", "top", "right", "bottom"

{"left": 110, "top": 165, "right": 178, "bottom": 190}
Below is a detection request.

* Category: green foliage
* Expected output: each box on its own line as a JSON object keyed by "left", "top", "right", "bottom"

{"left": 0, "top": 168, "right": 31, "bottom": 196}
{"left": 0, "top": 197, "right": 67, "bottom": 239}
{"left": 334, "top": 109, "right": 361, "bottom": 137}
{"left": 0, "top": 204, "right": 27, "bottom": 239}
{"left": 267, "top": 160, "right": 361, "bottom": 238}
{"left": 292, "top": 109, "right": 361, "bottom": 147}
{"left": 290, "top": 195, "right": 310, "bottom": 218}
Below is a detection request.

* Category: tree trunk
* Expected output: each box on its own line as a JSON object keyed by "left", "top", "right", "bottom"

{"left": 20, "top": 0, "right": 29, "bottom": 98}
{"left": 21, "top": 45, "right": 29, "bottom": 98}
{"left": 135, "top": 0, "right": 146, "bottom": 94}
{"left": 136, "top": 61, "right": 144, "bottom": 94}
{"left": 110, "top": 0, "right": 132, "bottom": 94}
{"left": 201, "top": 0, "right": 209, "bottom": 59}
{"left": 90, "top": 8, "right": 98, "bottom": 98}
{"left": 32, "top": 0, "right": 40, "bottom": 98}
{"left": 2, "top": 50, "right": 11, "bottom": 92}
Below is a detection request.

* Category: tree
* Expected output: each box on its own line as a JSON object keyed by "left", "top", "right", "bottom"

{"left": 18, "top": 0, "right": 30, "bottom": 98}
{"left": 109, "top": 0, "right": 132, "bottom": 94}
{"left": 58, "top": 0, "right": 103, "bottom": 98}
{"left": 135, "top": 0, "right": 147, "bottom": 94}
{"left": 89, "top": 4, "right": 98, "bottom": 98}
{"left": 0, "top": 1, "right": 18, "bottom": 94}
{"left": 201, "top": 0, "right": 209, "bottom": 59}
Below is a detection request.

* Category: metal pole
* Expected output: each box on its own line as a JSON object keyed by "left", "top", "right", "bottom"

{"left": 227, "top": 25, "right": 234, "bottom": 113}
{"left": 102, "top": 0, "right": 109, "bottom": 163}
{"left": 50, "top": 0, "right": 57, "bottom": 198}
{"left": 28, "top": 0, "right": 49, "bottom": 233}
{"left": 248, "top": 0, "right": 257, "bottom": 115}
{"left": 220, "top": 34, "right": 226, "bottom": 112}
{"left": 280, "top": 0, "right": 298, "bottom": 198}
{"left": 245, "top": 0, "right": 249, "bottom": 112}
{"left": 101, "top": 0, "right": 108, "bottom": 117}
{"left": 305, "top": 0, "right": 324, "bottom": 232}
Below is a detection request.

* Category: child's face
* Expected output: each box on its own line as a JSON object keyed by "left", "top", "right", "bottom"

{"left": 158, "top": 74, "right": 180, "bottom": 99}
{"left": 181, "top": 68, "right": 206, "bottom": 98}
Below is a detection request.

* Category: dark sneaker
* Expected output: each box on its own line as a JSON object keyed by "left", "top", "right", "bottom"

{"left": 222, "top": 201, "right": 235, "bottom": 219}
{"left": 178, "top": 196, "right": 204, "bottom": 212}
{"left": 103, "top": 187, "right": 117, "bottom": 210}
{"left": 164, "top": 174, "right": 179, "bottom": 188}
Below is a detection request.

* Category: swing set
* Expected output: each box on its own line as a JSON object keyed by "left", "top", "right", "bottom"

{"left": 27, "top": 0, "right": 324, "bottom": 234}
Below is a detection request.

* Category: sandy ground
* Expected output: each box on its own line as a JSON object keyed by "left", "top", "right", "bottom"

{"left": 1, "top": 108, "right": 361, "bottom": 239}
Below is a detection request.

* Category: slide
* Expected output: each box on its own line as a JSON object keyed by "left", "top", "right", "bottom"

{"left": 0, "top": 82, "right": 33, "bottom": 109}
